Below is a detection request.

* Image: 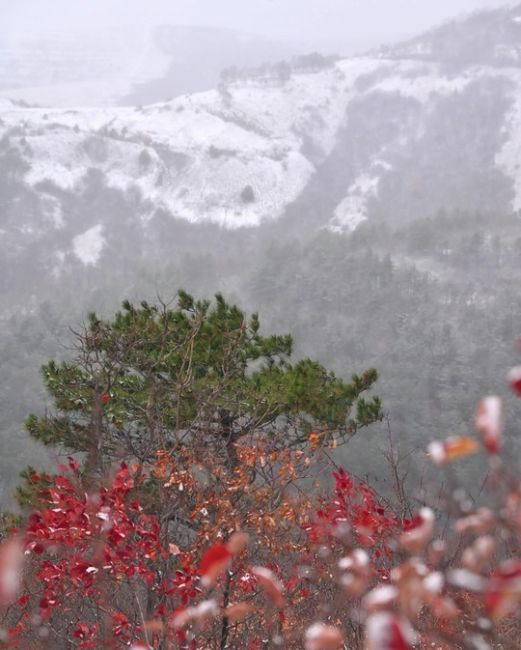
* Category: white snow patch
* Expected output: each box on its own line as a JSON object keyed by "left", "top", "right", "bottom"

{"left": 0, "top": 98, "right": 16, "bottom": 109}
{"left": 372, "top": 68, "right": 470, "bottom": 103}
{"left": 329, "top": 157, "right": 391, "bottom": 232}
{"left": 495, "top": 44, "right": 521, "bottom": 63}
{"left": 72, "top": 224, "right": 105, "bottom": 265}
{"left": 329, "top": 175, "right": 377, "bottom": 232}
{"left": 494, "top": 68, "right": 521, "bottom": 212}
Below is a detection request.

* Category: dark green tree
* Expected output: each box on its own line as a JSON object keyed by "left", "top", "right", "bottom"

{"left": 25, "top": 291, "right": 382, "bottom": 477}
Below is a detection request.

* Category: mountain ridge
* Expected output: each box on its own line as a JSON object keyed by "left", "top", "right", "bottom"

{"left": 1, "top": 5, "right": 521, "bottom": 273}
{"left": 3, "top": 5, "right": 521, "bottom": 503}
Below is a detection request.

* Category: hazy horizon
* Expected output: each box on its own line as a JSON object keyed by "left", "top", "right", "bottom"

{"left": 2, "top": 0, "right": 517, "bottom": 53}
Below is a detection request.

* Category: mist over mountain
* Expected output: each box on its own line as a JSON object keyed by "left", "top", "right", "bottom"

{"left": 3, "top": 5, "right": 521, "bottom": 239}
{"left": 2, "top": 4, "right": 521, "bottom": 503}
{"left": 0, "top": 25, "right": 298, "bottom": 107}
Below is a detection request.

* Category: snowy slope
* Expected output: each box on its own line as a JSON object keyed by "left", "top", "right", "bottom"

{"left": 0, "top": 26, "right": 298, "bottom": 108}
{"left": 2, "top": 3, "right": 521, "bottom": 269}
{"left": 0, "top": 58, "right": 384, "bottom": 229}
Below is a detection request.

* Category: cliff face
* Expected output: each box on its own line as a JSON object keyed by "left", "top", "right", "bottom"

{"left": 2, "top": 5, "right": 521, "bottom": 277}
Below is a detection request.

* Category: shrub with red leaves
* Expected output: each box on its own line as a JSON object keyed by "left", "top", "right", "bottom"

{"left": 3, "top": 367, "right": 521, "bottom": 648}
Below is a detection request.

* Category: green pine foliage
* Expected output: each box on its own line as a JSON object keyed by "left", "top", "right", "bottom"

{"left": 24, "top": 292, "right": 381, "bottom": 478}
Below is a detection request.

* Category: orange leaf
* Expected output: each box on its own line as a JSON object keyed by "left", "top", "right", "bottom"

{"left": 224, "top": 602, "right": 254, "bottom": 623}
{"left": 140, "top": 619, "right": 164, "bottom": 633}
{"left": 226, "top": 532, "right": 249, "bottom": 556}
{"left": 169, "top": 543, "right": 181, "bottom": 556}
{"left": 308, "top": 432, "right": 322, "bottom": 450}
{"left": 251, "top": 566, "right": 285, "bottom": 608}
{"left": 428, "top": 436, "right": 479, "bottom": 465}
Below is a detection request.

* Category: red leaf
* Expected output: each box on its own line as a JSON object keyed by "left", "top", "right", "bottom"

{"left": 476, "top": 396, "right": 502, "bottom": 454}
{"left": 486, "top": 559, "right": 521, "bottom": 620}
{"left": 508, "top": 366, "right": 521, "bottom": 396}
{"left": 399, "top": 508, "right": 435, "bottom": 555}
{"left": 198, "top": 542, "right": 232, "bottom": 586}
{"left": 365, "top": 612, "right": 416, "bottom": 650}
{"left": 18, "top": 595, "right": 29, "bottom": 607}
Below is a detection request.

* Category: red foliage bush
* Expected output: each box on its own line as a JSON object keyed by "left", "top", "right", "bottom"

{"left": 1, "top": 374, "right": 521, "bottom": 649}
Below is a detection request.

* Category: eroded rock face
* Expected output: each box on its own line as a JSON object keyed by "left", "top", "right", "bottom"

{"left": 2, "top": 4, "right": 521, "bottom": 278}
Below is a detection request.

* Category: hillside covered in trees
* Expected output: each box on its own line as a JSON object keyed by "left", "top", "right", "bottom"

{"left": 3, "top": 2, "right": 521, "bottom": 647}
{"left": 2, "top": 207, "right": 521, "bottom": 502}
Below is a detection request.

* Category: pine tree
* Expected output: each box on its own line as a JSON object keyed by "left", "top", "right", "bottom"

{"left": 25, "top": 291, "right": 382, "bottom": 478}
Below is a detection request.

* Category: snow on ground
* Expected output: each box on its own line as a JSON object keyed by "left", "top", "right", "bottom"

{"left": 496, "top": 102, "right": 521, "bottom": 211}
{"left": 329, "top": 170, "right": 382, "bottom": 232}
{"left": 3, "top": 53, "right": 519, "bottom": 232}
{"left": 166, "top": 150, "right": 314, "bottom": 228}
{"left": 1, "top": 59, "right": 374, "bottom": 228}
{"left": 72, "top": 225, "right": 105, "bottom": 265}
{"left": 330, "top": 63, "right": 521, "bottom": 232}
{"left": 0, "top": 98, "right": 16, "bottom": 109}
{"left": 0, "top": 55, "right": 480, "bottom": 230}
{"left": 0, "top": 80, "right": 134, "bottom": 109}
{"left": 494, "top": 68, "right": 521, "bottom": 211}
{"left": 329, "top": 156, "right": 394, "bottom": 233}
{"left": 200, "top": 57, "right": 385, "bottom": 158}
{"left": 370, "top": 62, "right": 472, "bottom": 103}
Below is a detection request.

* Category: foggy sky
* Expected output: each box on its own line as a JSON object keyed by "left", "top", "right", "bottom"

{"left": 2, "top": 0, "right": 517, "bottom": 51}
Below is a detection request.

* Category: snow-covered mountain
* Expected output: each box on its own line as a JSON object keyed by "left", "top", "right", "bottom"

{"left": 0, "top": 57, "right": 376, "bottom": 229}
{"left": 2, "top": 5, "right": 521, "bottom": 271}
{"left": 4, "top": 5, "right": 521, "bottom": 502}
